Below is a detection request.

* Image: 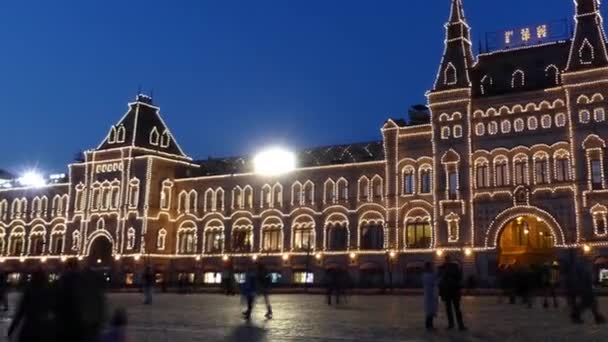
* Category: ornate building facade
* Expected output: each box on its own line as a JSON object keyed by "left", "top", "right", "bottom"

{"left": 1, "top": 0, "right": 608, "bottom": 287}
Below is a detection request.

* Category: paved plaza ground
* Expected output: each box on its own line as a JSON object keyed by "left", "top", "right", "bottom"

{"left": 1, "top": 293, "right": 608, "bottom": 341}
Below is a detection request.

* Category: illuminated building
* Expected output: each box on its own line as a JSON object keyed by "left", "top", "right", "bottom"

{"left": 1, "top": 0, "right": 608, "bottom": 287}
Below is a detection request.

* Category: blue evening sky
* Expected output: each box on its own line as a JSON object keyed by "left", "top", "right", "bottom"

{"left": 0, "top": 0, "right": 580, "bottom": 174}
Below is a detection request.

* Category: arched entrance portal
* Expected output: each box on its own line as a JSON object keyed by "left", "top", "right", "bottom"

{"left": 498, "top": 215, "right": 556, "bottom": 267}
{"left": 88, "top": 235, "right": 114, "bottom": 269}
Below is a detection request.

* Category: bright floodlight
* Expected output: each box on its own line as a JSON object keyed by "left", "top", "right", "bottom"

{"left": 18, "top": 171, "right": 46, "bottom": 188}
{"left": 254, "top": 147, "right": 296, "bottom": 176}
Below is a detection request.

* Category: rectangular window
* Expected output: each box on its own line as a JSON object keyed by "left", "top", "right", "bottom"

{"left": 448, "top": 171, "right": 457, "bottom": 199}
{"left": 495, "top": 164, "right": 507, "bottom": 187}
{"left": 514, "top": 162, "right": 525, "bottom": 185}
{"left": 263, "top": 229, "right": 281, "bottom": 251}
{"left": 294, "top": 228, "right": 313, "bottom": 250}
{"left": 204, "top": 272, "right": 222, "bottom": 284}
{"left": 404, "top": 173, "right": 414, "bottom": 194}
{"left": 406, "top": 223, "right": 431, "bottom": 248}
{"left": 420, "top": 171, "right": 431, "bottom": 194}
{"left": 592, "top": 159, "right": 603, "bottom": 188}
{"left": 476, "top": 166, "right": 487, "bottom": 188}
{"left": 293, "top": 272, "right": 314, "bottom": 284}
{"left": 536, "top": 160, "right": 549, "bottom": 184}
{"left": 556, "top": 159, "right": 568, "bottom": 182}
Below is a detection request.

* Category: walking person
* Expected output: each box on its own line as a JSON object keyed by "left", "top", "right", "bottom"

{"left": 143, "top": 265, "right": 155, "bottom": 305}
{"left": 8, "top": 269, "right": 55, "bottom": 342}
{"left": 241, "top": 265, "right": 258, "bottom": 320}
{"left": 422, "top": 262, "right": 438, "bottom": 331}
{"left": 257, "top": 263, "right": 273, "bottom": 319}
{"left": 439, "top": 255, "right": 467, "bottom": 331}
{"left": 571, "top": 258, "right": 605, "bottom": 324}
{"left": 0, "top": 270, "right": 9, "bottom": 312}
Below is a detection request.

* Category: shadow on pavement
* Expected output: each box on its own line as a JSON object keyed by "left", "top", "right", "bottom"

{"left": 225, "top": 323, "right": 267, "bottom": 342}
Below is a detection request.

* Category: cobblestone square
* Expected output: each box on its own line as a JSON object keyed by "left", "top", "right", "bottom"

{"left": 3, "top": 293, "right": 597, "bottom": 341}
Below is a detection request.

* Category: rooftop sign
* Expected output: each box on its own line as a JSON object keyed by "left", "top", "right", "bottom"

{"left": 484, "top": 19, "right": 570, "bottom": 52}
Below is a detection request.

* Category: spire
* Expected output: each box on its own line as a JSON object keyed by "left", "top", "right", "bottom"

{"left": 565, "top": 0, "right": 608, "bottom": 72}
{"left": 433, "top": 0, "right": 474, "bottom": 92}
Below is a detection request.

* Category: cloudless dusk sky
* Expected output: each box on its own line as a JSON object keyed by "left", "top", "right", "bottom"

{"left": 0, "top": 0, "right": 582, "bottom": 173}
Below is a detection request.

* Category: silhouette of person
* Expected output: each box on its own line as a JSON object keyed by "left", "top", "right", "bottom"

{"left": 570, "top": 258, "right": 605, "bottom": 324}
{"left": 439, "top": 255, "right": 467, "bottom": 331}
{"left": 8, "top": 269, "right": 55, "bottom": 342}
{"left": 241, "top": 265, "right": 258, "bottom": 320}
{"left": 55, "top": 260, "right": 107, "bottom": 342}
{"left": 257, "top": 263, "right": 273, "bottom": 319}
{"left": 422, "top": 262, "right": 438, "bottom": 330}
{"left": 143, "top": 265, "right": 155, "bottom": 305}
{"left": 0, "top": 269, "right": 9, "bottom": 312}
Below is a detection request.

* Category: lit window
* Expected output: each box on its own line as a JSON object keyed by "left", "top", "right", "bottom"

{"left": 448, "top": 171, "right": 458, "bottom": 199}
{"left": 204, "top": 272, "right": 222, "bottom": 284}
{"left": 420, "top": 169, "right": 432, "bottom": 194}
{"left": 591, "top": 159, "right": 603, "bottom": 189}
{"left": 403, "top": 169, "right": 415, "bottom": 195}
{"left": 293, "top": 272, "right": 314, "bottom": 284}
{"left": 406, "top": 223, "right": 432, "bottom": 248}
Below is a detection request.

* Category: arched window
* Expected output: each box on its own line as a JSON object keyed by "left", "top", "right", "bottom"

{"left": 215, "top": 188, "right": 224, "bottom": 211}
{"left": 336, "top": 178, "right": 348, "bottom": 201}
{"left": 160, "top": 130, "right": 170, "bottom": 148}
{"left": 445, "top": 213, "right": 460, "bottom": 243}
{"left": 405, "top": 218, "right": 431, "bottom": 249}
{"left": 157, "top": 228, "right": 167, "bottom": 250}
{"left": 511, "top": 70, "right": 525, "bottom": 88}
{"left": 75, "top": 184, "right": 85, "bottom": 212}
{"left": 494, "top": 157, "right": 509, "bottom": 187}
{"left": 272, "top": 183, "right": 283, "bottom": 207}
{"left": 149, "top": 127, "right": 160, "bottom": 146}
{"left": 28, "top": 226, "right": 46, "bottom": 256}
{"left": 205, "top": 189, "right": 214, "bottom": 212}
{"left": 441, "top": 126, "right": 450, "bottom": 139}
{"left": 514, "top": 118, "right": 525, "bottom": 132}
{"left": 292, "top": 215, "right": 315, "bottom": 251}
{"left": 10, "top": 227, "right": 26, "bottom": 256}
{"left": 243, "top": 186, "right": 253, "bottom": 209}
{"left": 261, "top": 217, "right": 282, "bottom": 252}
{"left": 579, "top": 38, "right": 595, "bottom": 65}
{"left": 444, "top": 62, "right": 457, "bottom": 85}
{"left": 0, "top": 228, "right": 5, "bottom": 255}
{"left": 541, "top": 115, "right": 552, "bottom": 129}
{"left": 475, "top": 159, "right": 489, "bottom": 188}
{"left": 545, "top": 65, "right": 560, "bottom": 85}
{"left": 232, "top": 186, "right": 242, "bottom": 209}
{"left": 591, "top": 204, "right": 608, "bottom": 236}
{"left": 360, "top": 213, "right": 384, "bottom": 250}
{"left": 303, "top": 181, "right": 314, "bottom": 205}
{"left": 0, "top": 200, "right": 7, "bottom": 221}
{"left": 555, "top": 113, "right": 567, "bottom": 127}
{"left": 49, "top": 226, "right": 66, "bottom": 255}
{"left": 128, "top": 179, "right": 140, "bottom": 208}
{"left": 231, "top": 219, "right": 253, "bottom": 253}
{"left": 160, "top": 180, "right": 172, "bottom": 210}
{"left": 513, "top": 155, "right": 528, "bottom": 186}
{"left": 402, "top": 167, "right": 415, "bottom": 195}
{"left": 528, "top": 117, "right": 538, "bottom": 130}
{"left": 291, "top": 182, "right": 303, "bottom": 206}
{"left": 323, "top": 179, "right": 335, "bottom": 204}
{"left": 501, "top": 120, "right": 511, "bottom": 133}
{"left": 371, "top": 176, "right": 383, "bottom": 198}
{"left": 453, "top": 125, "right": 463, "bottom": 138}
{"left": 116, "top": 125, "right": 126, "bottom": 143}
{"left": 475, "top": 123, "right": 485, "bottom": 136}
{"left": 72, "top": 230, "right": 81, "bottom": 252}
{"left": 108, "top": 126, "right": 117, "bottom": 144}
{"left": 419, "top": 166, "right": 432, "bottom": 194}
{"left": 595, "top": 108, "right": 606, "bottom": 122}
{"left": 326, "top": 221, "right": 348, "bottom": 251}
{"left": 534, "top": 153, "right": 550, "bottom": 185}
{"left": 580, "top": 110, "right": 591, "bottom": 124}
{"left": 358, "top": 176, "right": 370, "bottom": 201}
{"left": 554, "top": 151, "right": 570, "bottom": 182}
{"left": 261, "top": 184, "right": 272, "bottom": 208}
{"left": 480, "top": 75, "right": 493, "bottom": 95}
{"left": 488, "top": 121, "right": 498, "bottom": 135}
{"left": 177, "top": 223, "right": 197, "bottom": 254}
{"left": 126, "top": 227, "right": 136, "bottom": 250}
{"left": 204, "top": 222, "right": 224, "bottom": 254}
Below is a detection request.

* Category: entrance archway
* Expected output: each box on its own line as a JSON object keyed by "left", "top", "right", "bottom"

{"left": 88, "top": 235, "right": 114, "bottom": 269}
{"left": 498, "top": 215, "right": 556, "bottom": 267}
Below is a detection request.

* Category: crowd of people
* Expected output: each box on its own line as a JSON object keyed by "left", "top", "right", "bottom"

{"left": 5, "top": 260, "right": 127, "bottom": 342}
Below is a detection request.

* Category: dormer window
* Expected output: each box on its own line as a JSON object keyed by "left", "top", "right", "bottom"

{"left": 579, "top": 38, "right": 595, "bottom": 65}
{"left": 511, "top": 70, "right": 525, "bottom": 88}
{"left": 108, "top": 126, "right": 117, "bottom": 144}
{"left": 150, "top": 127, "right": 160, "bottom": 146}
{"left": 444, "top": 62, "right": 457, "bottom": 85}
{"left": 116, "top": 125, "right": 126, "bottom": 143}
{"left": 160, "top": 130, "right": 170, "bottom": 148}
{"left": 545, "top": 65, "right": 560, "bottom": 85}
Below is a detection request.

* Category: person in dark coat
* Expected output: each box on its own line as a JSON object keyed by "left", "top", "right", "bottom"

{"left": 422, "top": 262, "right": 438, "bottom": 330}
{"left": 0, "top": 270, "right": 9, "bottom": 311}
{"left": 257, "top": 263, "right": 273, "bottom": 319}
{"left": 8, "top": 269, "right": 55, "bottom": 342}
{"left": 241, "top": 265, "right": 258, "bottom": 320}
{"left": 143, "top": 265, "right": 155, "bottom": 305}
{"left": 570, "top": 258, "right": 605, "bottom": 324}
{"left": 438, "top": 255, "right": 467, "bottom": 331}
